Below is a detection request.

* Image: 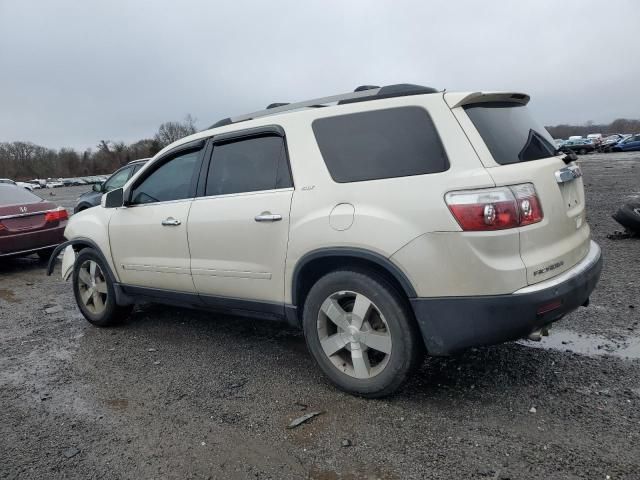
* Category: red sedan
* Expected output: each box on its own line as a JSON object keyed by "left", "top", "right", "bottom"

{"left": 0, "top": 183, "right": 67, "bottom": 259}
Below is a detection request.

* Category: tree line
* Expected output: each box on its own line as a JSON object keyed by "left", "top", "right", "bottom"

{"left": 2, "top": 115, "right": 639, "bottom": 180}
{"left": 0, "top": 115, "right": 197, "bottom": 180}
{"left": 545, "top": 118, "right": 640, "bottom": 140}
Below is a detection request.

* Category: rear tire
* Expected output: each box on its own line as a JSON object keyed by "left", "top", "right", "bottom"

{"left": 72, "top": 248, "right": 132, "bottom": 327}
{"left": 302, "top": 269, "right": 422, "bottom": 398}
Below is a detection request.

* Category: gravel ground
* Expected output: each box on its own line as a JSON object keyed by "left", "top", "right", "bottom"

{"left": 1, "top": 153, "right": 640, "bottom": 479}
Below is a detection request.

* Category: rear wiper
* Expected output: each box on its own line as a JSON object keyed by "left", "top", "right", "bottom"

{"left": 555, "top": 147, "right": 578, "bottom": 165}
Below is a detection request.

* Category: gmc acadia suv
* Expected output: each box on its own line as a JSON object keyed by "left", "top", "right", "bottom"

{"left": 47, "top": 84, "right": 602, "bottom": 397}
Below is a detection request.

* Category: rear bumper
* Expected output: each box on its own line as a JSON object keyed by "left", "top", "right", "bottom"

{"left": 411, "top": 240, "right": 603, "bottom": 355}
{"left": 0, "top": 226, "right": 65, "bottom": 257}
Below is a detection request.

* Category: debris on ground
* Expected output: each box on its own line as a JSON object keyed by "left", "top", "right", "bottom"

{"left": 294, "top": 400, "right": 308, "bottom": 411}
{"left": 63, "top": 447, "right": 80, "bottom": 458}
{"left": 612, "top": 197, "right": 640, "bottom": 236}
{"left": 287, "top": 411, "right": 323, "bottom": 429}
{"left": 44, "top": 305, "right": 63, "bottom": 314}
{"left": 341, "top": 439, "right": 352, "bottom": 447}
{"left": 147, "top": 348, "right": 156, "bottom": 352}
{"left": 529, "top": 407, "right": 537, "bottom": 414}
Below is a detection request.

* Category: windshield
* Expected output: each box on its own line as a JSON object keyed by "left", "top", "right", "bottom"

{"left": 464, "top": 102, "right": 556, "bottom": 165}
{"left": 103, "top": 166, "right": 132, "bottom": 191}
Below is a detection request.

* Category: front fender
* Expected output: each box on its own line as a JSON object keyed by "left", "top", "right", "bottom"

{"left": 61, "top": 245, "right": 76, "bottom": 280}
{"left": 46, "top": 237, "right": 117, "bottom": 286}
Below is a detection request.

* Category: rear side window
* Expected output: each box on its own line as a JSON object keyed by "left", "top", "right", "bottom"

{"left": 464, "top": 102, "right": 556, "bottom": 165}
{"left": 0, "top": 185, "right": 42, "bottom": 204}
{"left": 205, "top": 136, "right": 292, "bottom": 196}
{"left": 312, "top": 107, "right": 449, "bottom": 183}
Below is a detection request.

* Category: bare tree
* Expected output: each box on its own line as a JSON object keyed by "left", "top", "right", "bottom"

{"left": 154, "top": 114, "right": 198, "bottom": 147}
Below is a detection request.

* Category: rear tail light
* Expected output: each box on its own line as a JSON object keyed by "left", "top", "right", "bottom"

{"left": 509, "top": 183, "right": 543, "bottom": 226}
{"left": 445, "top": 183, "right": 543, "bottom": 231}
{"left": 44, "top": 207, "right": 69, "bottom": 223}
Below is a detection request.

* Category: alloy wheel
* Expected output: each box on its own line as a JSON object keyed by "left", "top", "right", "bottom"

{"left": 77, "top": 260, "right": 108, "bottom": 315}
{"left": 317, "top": 290, "right": 392, "bottom": 379}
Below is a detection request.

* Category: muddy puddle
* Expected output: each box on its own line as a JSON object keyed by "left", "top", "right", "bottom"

{"left": 518, "top": 330, "right": 640, "bottom": 360}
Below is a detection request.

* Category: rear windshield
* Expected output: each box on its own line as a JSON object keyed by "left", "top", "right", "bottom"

{"left": 464, "top": 102, "right": 556, "bottom": 165}
{"left": 0, "top": 184, "right": 42, "bottom": 205}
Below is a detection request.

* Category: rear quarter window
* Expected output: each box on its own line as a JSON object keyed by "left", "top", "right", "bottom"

{"left": 312, "top": 107, "right": 449, "bottom": 183}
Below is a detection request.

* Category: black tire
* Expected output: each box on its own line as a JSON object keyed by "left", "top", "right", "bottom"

{"left": 612, "top": 200, "right": 640, "bottom": 234}
{"left": 72, "top": 248, "right": 132, "bottom": 327}
{"left": 37, "top": 248, "right": 55, "bottom": 262}
{"left": 579, "top": 148, "right": 587, "bottom": 155}
{"left": 302, "top": 269, "right": 422, "bottom": 398}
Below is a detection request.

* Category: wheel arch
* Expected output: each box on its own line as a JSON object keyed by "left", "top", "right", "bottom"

{"left": 46, "top": 237, "right": 118, "bottom": 283}
{"left": 290, "top": 248, "right": 417, "bottom": 315}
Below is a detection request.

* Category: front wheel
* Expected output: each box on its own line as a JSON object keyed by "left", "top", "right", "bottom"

{"left": 72, "top": 248, "right": 132, "bottom": 327}
{"left": 302, "top": 269, "right": 422, "bottom": 398}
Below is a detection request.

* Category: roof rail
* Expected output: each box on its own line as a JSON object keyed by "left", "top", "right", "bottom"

{"left": 209, "top": 83, "right": 438, "bottom": 129}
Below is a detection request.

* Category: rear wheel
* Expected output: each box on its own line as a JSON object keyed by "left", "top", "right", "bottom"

{"left": 302, "top": 269, "right": 422, "bottom": 398}
{"left": 72, "top": 248, "right": 132, "bottom": 327}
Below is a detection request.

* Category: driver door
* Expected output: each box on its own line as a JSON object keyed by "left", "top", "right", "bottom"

{"left": 109, "top": 143, "right": 204, "bottom": 293}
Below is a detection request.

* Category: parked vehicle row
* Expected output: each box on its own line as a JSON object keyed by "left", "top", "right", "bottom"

{"left": 46, "top": 84, "right": 602, "bottom": 398}
{"left": 555, "top": 133, "right": 640, "bottom": 154}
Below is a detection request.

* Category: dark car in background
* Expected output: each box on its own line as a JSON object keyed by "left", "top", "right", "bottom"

{"left": 74, "top": 158, "right": 148, "bottom": 213}
{"left": 612, "top": 134, "right": 640, "bottom": 152}
{"left": 561, "top": 138, "right": 596, "bottom": 155}
{"left": 0, "top": 184, "right": 68, "bottom": 259}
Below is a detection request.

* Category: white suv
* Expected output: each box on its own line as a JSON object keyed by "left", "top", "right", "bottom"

{"left": 48, "top": 84, "right": 602, "bottom": 397}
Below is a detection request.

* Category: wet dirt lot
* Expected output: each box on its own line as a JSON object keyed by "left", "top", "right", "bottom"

{"left": 1, "top": 153, "right": 640, "bottom": 479}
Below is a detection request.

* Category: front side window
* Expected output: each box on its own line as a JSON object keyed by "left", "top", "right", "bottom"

{"left": 312, "top": 107, "right": 449, "bottom": 183}
{"left": 130, "top": 150, "right": 200, "bottom": 204}
{"left": 205, "top": 135, "right": 292, "bottom": 196}
{"left": 103, "top": 166, "right": 133, "bottom": 192}
{"left": 464, "top": 102, "right": 556, "bottom": 165}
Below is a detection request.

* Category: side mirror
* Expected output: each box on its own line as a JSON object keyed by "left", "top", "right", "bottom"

{"left": 93, "top": 182, "right": 103, "bottom": 192}
{"left": 103, "top": 188, "right": 124, "bottom": 208}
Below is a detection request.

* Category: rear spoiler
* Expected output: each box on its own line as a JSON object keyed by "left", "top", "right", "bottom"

{"left": 444, "top": 91, "right": 530, "bottom": 109}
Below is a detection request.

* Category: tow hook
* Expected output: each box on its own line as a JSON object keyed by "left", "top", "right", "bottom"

{"left": 528, "top": 326, "right": 550, "bottom": 342}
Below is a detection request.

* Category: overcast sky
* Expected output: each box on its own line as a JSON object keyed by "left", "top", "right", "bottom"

{"left": 0, "top": 0, "right": 638, "bottom": 150}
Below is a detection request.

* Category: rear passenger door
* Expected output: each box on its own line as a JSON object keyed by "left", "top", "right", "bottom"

{"left": 188, "top": 129, "right": 294, "bottom": 304}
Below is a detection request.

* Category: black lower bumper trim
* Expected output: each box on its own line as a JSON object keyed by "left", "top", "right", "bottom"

{"left": 411, "top": 246, "right": 603, "bottom": 356}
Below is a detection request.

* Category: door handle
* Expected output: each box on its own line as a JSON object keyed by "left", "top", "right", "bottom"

{"left": 254, "top": 212, "right": 282, "bottom": 222}
{"left": 161, "top": 217, "right": 181, "bottom": 226}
